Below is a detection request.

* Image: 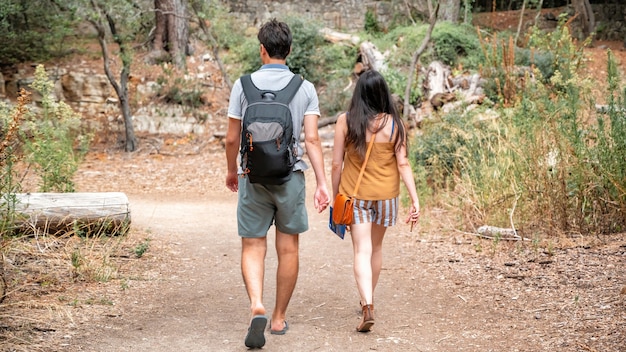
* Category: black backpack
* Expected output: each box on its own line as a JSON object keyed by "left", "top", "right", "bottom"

{"left": 240, "top": 74, "right": 303, "bottom": 185}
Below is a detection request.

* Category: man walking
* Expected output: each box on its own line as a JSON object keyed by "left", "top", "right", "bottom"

{"left": 224, "top": 18, "right": 330, "bottom": 349}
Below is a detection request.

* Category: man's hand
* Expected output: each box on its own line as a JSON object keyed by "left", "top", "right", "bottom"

{"left": 314, "top": 186, "right": 330, "bottom": 213}
{"left": 226, "top": 172, "right": 239, "bottom": 192}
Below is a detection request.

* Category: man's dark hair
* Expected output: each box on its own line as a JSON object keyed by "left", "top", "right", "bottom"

{"left": 258, "top": 18, "right": 292, "bottom": 60}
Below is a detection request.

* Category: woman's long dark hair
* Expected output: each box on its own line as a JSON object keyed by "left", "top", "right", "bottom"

{"left": 346, "top": 70, "right": 406, "bottom": 158}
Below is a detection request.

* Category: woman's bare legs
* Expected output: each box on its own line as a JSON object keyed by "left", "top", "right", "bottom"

{"left": 351, "top": 222, "right": 374, "bottom": 305}
{"left": 370, "top": 223, "right": 386, "bottom": 297}
{"left": 351, "top": 222, "right": 386, "bottom": 332}
{"left": 351, "top": 223, "right": 386, "bottom": 304}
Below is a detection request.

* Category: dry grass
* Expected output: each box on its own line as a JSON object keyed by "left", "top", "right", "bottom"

{"left": 0, "top": 227, "right": 151, "bottom": 350}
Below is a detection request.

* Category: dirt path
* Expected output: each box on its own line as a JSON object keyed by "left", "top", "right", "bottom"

{"left": 71, "top": 180, "right": 460, "bottom": 351}
{"left": 72, "top": 191, "right": 504, "bottom": 352}
{"left": 64, "top": 147, "right": 556, "bottom": 352}
{"left": 1, "top": 136, "right": 622, "bottom": 352}
{"left": 2, "top": 139, "right": 623, "bottom": 352}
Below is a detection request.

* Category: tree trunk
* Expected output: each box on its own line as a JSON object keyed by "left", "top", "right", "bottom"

{"left": 120, "top": 70, "right": 136, "bottom": 152}
{"left": 89, "top": 0, "right": 137, "bottom": 152}
{"left": 153, "top": 0, "right": 189, "bottom": 69}
{"left": 439, "top": 0, "right": 460, "bottom": 23}
{"left": 153, "top": 0, "right": 167, "bottom": 51}
{"left": 572, "top": 0, "right": 595, "bottom": 38}
{"left": 7, "top": 192, "right": 130, "bottom": 236}
{"left": 515, "top": 0, "right": 527, "bottom": 46}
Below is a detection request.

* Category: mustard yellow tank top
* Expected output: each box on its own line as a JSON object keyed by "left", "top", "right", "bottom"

{"left": 339, "top": 142, "right": 400, "bottom": 200}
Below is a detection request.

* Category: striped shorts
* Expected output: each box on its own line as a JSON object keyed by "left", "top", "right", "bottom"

{"left": 352, "top": 197, "right": 399, "bottom": 227}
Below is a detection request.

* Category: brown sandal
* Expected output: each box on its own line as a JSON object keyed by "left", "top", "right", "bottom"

{"left": 356, "top": 304, "right": 375, "bottom": 332}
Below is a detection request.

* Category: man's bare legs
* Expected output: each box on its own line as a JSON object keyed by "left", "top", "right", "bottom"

{"left": 241, "top": 237, "right": 268, "bottom": 318}
{"left": 270, "top": 230, "right": 299, "bottom": 332}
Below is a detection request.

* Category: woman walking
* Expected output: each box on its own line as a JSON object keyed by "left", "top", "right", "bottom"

{"left": 331, "top": 70, "right": 421, "bottom": 332}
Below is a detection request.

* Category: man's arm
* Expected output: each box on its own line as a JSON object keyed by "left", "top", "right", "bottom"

{"left": 225, "top": 117, "right": 242, "bottom": 192}
{"left": 303, "top": 113, "right": 330, "bottom": 212}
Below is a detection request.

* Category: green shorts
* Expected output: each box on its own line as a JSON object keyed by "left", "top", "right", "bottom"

{"left": 237, "top": 171, "right": 308, "bottom": 238}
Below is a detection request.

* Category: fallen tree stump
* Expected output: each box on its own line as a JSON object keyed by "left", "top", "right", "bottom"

{"left": 4, "top": 192, "right": 131, "bottom": 236}
{"left": 476, "top": 225, "right": 529, "bottom": 241}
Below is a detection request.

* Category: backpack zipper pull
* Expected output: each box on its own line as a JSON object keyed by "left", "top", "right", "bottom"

{"left": 247, "top": 132, "right": 253, "bottom": 151}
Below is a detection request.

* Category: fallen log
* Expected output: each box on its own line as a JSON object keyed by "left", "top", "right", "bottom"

{"left": 476, "top": 225, "right": 529, "bottom": 241}
{"left": 4, "top": 192, "right": 131, "bottom": 235}
{"left": 359, "top": 41, "right": 388, "bottom": 72}
{"left": 319, "top": 28, "right": 360, "bottom": 45}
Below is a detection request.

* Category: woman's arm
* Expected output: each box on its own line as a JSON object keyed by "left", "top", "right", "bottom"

{"left": 331, "top": 113, "right": 348, "bottom": 198}
{"left": 396, "top": 139, "right": 421, "bottom": 224}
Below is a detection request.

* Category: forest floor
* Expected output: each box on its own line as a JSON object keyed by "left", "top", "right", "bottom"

{"left": 1, "top": 8, "right": 625, "bottom": 352}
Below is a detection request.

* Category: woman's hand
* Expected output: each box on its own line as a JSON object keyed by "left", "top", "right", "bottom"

{"left": 405, "top": 202, "right": 420, "bottom": 231}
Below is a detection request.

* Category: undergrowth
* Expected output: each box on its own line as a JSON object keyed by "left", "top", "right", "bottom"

{"left": 0, "top": 65, "right": 140, "bottom": 319}
{"left": 413, "top": 21, "right": 626, "bottom": 240}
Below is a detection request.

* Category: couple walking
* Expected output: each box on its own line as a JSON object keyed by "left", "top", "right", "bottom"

{"left": 224, "top": 18, "right": 421, "bottom": 349}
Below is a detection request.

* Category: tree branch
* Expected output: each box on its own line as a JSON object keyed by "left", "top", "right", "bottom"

{"left": 403, "top": 1, "right": 439, "bottom": 121}
{"left": 190, "top": 4, "right": 232, "bottom": 90}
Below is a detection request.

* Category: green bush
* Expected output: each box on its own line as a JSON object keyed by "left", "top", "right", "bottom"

{"left": 377, "top": 25, "right": 430, "bottom": 67}
{"left": 526, "top": 17, "right": 590, "bottom": 90}
{"left": 430, "top": 21, "right": 482, "bottom": 68}
{"left": 382, "top": 67, "right": 422, "bottom": 108}
{"left": 22, "top": 65, "right": 92, "bottom": 193}
{"left": 364, "top": 9, "right": 382, "bottom": 35}
{"left": 589, "top": 51, "right": 626, "bottom": 229}
{"left": 412, "top": 107, "right": 512, "bottom": 228}
{"left": 227, "top": 35, "right": 263, "bottom": 80}
{"left": 0, "top": 0, "right": 76, "bottom": 65}
{"left": 285, "top": 16, "right": 326, "bottom": 81}
{"left": 160, "top": 77, "right": 204, "bottom": 108}
{"left": 415, "top": 24, "right": 625, "bottom": 237}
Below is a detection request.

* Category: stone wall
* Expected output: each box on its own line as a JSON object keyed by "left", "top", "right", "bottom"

{"left": 221, "top": 0, "right": 398, "bottom": 31}
{"left": 222, "top": 1, "right": 625, "bottom": 40}
{"left": 0, "top": 64, "right": 209, "bottom": 135}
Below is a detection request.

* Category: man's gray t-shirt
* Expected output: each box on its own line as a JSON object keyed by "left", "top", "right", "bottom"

{"left": 227, "top": 64, "right": 320, "bottom": 173}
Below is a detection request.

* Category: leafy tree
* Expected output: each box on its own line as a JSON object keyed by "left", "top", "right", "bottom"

{"left": 73, "top": 0, "right": 150, "bottom": 152}
{"left": 0, "top": 0, "right": 75, "bottom": 65}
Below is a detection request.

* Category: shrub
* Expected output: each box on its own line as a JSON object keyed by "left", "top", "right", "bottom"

{"left": 0, "top": 90, "right": 29, "bottom": 234}
{"left": 21, "top": 65, "right": 92, "bottom": 193}
{"left": 415, "top": 24, "right": 625, "bottom": 238}
{"left": 364, "top": 9, "right": 382, "bottom": 35}
{"left": 430, "top": 21, "right": 482, "bottom": 68}
{"left": 285, "top": 16, "right": 326, "bottom": 81}
{"left": 0, "top": 1, "right": 76, "bottom": 65}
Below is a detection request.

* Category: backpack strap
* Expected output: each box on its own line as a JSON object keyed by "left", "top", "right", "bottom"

{"left": 240, "top": 74, "right": 260, "bottom": 104}
{"left": 240, "top": 74, "right": 303, "bottom": 105}
{"left": 275, "top": 74, "right": 304, "bottom": 105}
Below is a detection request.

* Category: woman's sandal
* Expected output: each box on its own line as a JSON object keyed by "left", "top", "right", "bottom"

{"left": 356, "top": 304, "right": 374, "bottom": 332}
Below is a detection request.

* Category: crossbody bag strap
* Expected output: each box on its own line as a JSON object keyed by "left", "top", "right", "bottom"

{"left": 351, "top": 118, "right": 381, "bottom": 198}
